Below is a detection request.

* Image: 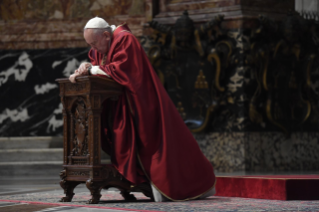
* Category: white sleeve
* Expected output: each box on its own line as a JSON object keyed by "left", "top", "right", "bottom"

{"left": 90, "top": 66, "right": 111, "bottom": 78}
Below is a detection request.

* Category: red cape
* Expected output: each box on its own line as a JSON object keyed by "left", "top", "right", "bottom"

{"left": 88, "top": 23, "right": 216, "bottom": 200}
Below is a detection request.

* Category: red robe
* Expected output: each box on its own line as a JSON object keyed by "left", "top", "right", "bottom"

{"left": 88, "top": 23, "right": 216, "bottom": 200}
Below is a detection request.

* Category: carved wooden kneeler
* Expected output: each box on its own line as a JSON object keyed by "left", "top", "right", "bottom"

{"left": 56, "top": 76, "right": 152, "bottom": 204}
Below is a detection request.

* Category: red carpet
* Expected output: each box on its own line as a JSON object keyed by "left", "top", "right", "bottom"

{"left": 215, "top": 175, "right": 319, "bottom": 200}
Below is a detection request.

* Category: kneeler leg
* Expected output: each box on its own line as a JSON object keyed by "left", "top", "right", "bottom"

{"left": 59, "top": 180, "right": 81, "bottom": 202}
{"left": 120, "top": 190, "right": 137, "bottom": 201}
{"left": 86, "top": 179, "right": 103, "bottom": 204}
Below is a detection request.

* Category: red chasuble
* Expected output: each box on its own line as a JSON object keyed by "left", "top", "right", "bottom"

{"left": 88, "top": 23, "right": 216, "bottom": 200}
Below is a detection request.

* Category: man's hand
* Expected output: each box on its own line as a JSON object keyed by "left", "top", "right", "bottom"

{"left": 69, "top": 73, "right": 80, "bottom": 83}
{"left": 75, "top": 62, "right": 92, "bottom": 75}
{"left": 69, "top": 62, "right": 92, "bottom": 83}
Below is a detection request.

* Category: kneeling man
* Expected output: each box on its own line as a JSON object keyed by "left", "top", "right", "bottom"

{"left": 70, "top": 17, "right": 216, "bottom": 202}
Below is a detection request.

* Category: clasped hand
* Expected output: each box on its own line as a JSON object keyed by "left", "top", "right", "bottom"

{"left": 69, "top": 62, "right": 91, "bottom": 83}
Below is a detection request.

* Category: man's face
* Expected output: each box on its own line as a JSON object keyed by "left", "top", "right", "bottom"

{"left": 84, "top": 29, "right": 111, "bottom": 54}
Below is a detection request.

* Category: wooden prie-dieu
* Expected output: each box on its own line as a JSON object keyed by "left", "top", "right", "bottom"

{"left": 56, "top": 76, "right": 152, "bottom": 204}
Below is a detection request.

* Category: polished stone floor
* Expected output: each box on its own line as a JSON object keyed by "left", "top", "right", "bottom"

{"left": 0, "top": 176, "right": 128, "bottom": 212}
{"left": 0, "top": 202, "right": 130, "bottom": 212}
{"left": 3, "top": 171, "right": 319, "bottom": 197}
{"left": 0, "top": 176, "right": 62, "bottom": 197}
{"left": 1, "top": 172, "right": 319, "bottom": 212}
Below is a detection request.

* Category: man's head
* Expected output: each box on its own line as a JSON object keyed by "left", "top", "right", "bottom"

{"left": 83, "top": 17, "right": 114, "bottom": 54}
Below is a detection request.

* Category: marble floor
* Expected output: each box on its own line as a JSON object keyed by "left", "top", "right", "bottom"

{"left": 0, "top": 176, "right": 127, "bottom": 212}
{"left": 0, "top": 177, "right": 61, "bottom": 197}
{"left": 0, "top": 172, "right": 319, "bottom": 212}
{"left": 0, "top": 202, "right": 129, "bottom": 212}
{"left": 3, "top": 171, "right": 318, "bottom": 196}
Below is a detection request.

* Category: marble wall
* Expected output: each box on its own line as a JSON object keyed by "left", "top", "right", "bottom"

{"left": 245, "top": 132, "right": 319, "bottom": 172}
{"left": 295, "top": 0, "right": 319, "bottom": 13}
{"left": 153, "top": 0, "right": 294, "bottom": 26}
{"left": 194, "top": 133, "right": 245, "bottom": 172}
{"left": 0, "top": 0, "right": 153, "bottom": 50}
{"left": 0, "top": 0, "right": 295, "bottom": 50}
{"left": 195, "top": 132, "right": 319, "bottom": 172}
{"left": 0, "top": 48, "right": 89, "bottom": 136}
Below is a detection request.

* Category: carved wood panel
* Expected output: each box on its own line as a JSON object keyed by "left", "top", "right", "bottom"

{"left": 71, "top": 98, "right": 89, "bottom": 157}
{"left": 65, "top": 82, "right": 87, "bottom": 94}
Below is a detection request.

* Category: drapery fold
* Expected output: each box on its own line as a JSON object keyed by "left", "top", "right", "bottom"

{"left": 88, "top": 24, "right": 216, "bottom": 200}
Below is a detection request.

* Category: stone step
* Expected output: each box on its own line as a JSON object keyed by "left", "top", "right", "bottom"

{"left": 0, "top": 160, "right": 111, "bottom": 176}
{"left": 0, "top": 161, "right": 63, "bottom": 176}
{"left": 0, "top": 136, "right": 111, "bottom": 177}
{"left": 0, "top": 137, "right": 63, "bottom": 149}
{"left": 0, "top": 149, "right": 110, "bottom": 162}
{"left": 0, "top": 149, "right": 63, "bottom": 162}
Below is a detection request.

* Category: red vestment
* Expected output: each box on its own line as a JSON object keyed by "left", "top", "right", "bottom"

{"left": 88, "top": 23, "right": 216, "bottom": 200}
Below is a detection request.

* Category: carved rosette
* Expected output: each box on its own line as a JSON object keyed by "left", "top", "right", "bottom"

{"left": 71, "top": 98, "right": 89, "bottom": 156}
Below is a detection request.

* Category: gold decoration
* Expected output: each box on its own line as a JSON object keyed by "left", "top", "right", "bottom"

{"left": 306, "top": 55, "right": 316, "bottom": 87}
{"left": 292, "top": 44, "right": 301, "bottom": 60}
{"left": 274, "top": 40, "right": 284, "bottom": 58}
{"left": 115, "top": 22, "right": 127, "bottom": 30}
{"left": 207, "top": 53, "right": 224, "bottom": 91}
{"left": 157, "top": 69, "right": 165, "bottom": 85}
{"left": 194, "top": 70, "right": 208, "bottom": 89}
{"left": 158, "top": 33, "right": 167, "bottom": 45}
{"left": 301, "top": 100, "right": 311, "bottom": 124}
{"left": 194, "top": 29, "right": 204, "bottom": 57}
{"left": 148, "top": 46, "right": 161, "bottom": 65}
{"left": 227, "top": 96, "right": 234, "bottom": 104}
{"left": 190, "top": 105, "right": 215, "bottom": 133}
{"left": 176, "top": 102, "right": 186, "bottom": 120}
{"left": 266, "top": 99, "right": 288, "bottom": 135}
{"left": 100, "top": 54, "right": 107, "bottom": 66}
{"left": 216, "top": 41, "right": 233, "bottom": 67}
{"left": 262, "top": 56, "right": 269, "bottom": 91}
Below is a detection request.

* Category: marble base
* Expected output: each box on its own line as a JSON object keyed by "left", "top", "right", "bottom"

{"left": 194, "top": 132, "right": 319, "bottom": 172}
{"left": 194, "top": 133, "right": 245, "bottom": 172}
